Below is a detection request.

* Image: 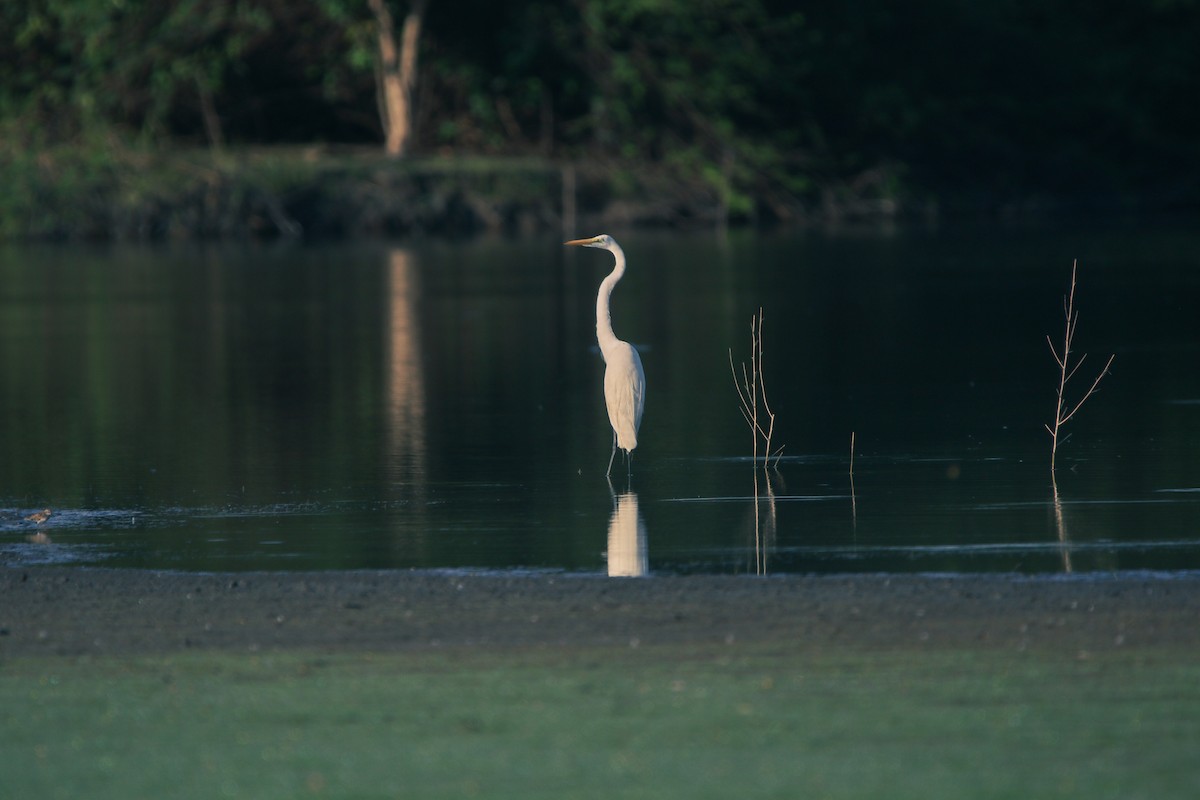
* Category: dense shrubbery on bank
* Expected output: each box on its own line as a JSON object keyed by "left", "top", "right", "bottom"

{"left": 1, "top": 145, "right": 792, "bottom": 240}
{"left": 3, "top": 1, "right": 1199, "bottom": 239}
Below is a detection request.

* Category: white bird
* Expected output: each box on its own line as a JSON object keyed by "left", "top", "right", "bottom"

{"left": 565, "top": 234, "right": 646, "bottom": 476}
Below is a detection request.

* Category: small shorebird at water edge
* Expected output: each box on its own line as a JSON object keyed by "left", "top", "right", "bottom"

{"left": 24, "top": 508, "right": 52, "bottom": 524}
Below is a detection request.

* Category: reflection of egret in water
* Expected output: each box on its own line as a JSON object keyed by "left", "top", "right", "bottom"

{"left": 1051, "top": 476, "right": 1073, "bottom": 573}
{"left": 385, "top": 249, "right": 428, "bottom": 475}
{"left": 606, "top": 485, "right": 648, "bottom": 577}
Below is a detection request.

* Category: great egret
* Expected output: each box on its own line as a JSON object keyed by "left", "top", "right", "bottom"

{"left": 564, "top": 234, "right": 646, "bottom": 476}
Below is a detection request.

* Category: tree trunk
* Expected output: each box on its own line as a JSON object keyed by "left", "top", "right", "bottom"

{"left": 196, "top": 77, "right": 224, "bottom": 151}
{"left": 368, "top": 0, "right": 426, "bottom": 157}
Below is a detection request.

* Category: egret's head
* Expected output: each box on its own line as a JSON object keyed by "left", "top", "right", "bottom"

{"left": 564, "top": 234, "right": 614, "bottom": 249}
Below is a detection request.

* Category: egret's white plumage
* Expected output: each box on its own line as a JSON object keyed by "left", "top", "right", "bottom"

{"left": 564, "top": 234, "right": 646, "bottom": 476}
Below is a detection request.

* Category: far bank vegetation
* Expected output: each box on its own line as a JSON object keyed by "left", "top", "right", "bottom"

{"left": 3, "top": 2, "right": 1197, "bottom": 240}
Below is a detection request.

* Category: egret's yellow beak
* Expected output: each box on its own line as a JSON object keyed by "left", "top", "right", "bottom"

{"left": 564, "top": 237, "right": 599, "bottom": 246}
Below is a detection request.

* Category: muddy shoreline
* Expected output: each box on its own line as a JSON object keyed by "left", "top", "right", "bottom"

{"left": 2, "top": 567, "right": 1198, "bottom": 659}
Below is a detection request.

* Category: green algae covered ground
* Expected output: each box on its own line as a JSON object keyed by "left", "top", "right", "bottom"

{"left": 3, "top": 567, "right": 1199, "bottom": 798}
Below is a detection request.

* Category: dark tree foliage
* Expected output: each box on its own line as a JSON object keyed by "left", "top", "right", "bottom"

{"left": 3, "top": 0, "right": 1199, "bottom": 211}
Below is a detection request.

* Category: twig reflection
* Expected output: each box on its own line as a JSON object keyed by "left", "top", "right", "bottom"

{"left": 1051, "top": 475, "right": 1073, "bottom": 574}
{"left": 749, "top": 468, "right": 779, "bottom": 575}
{"left": 849, "top": 433, "right": 857, "bottom": 539}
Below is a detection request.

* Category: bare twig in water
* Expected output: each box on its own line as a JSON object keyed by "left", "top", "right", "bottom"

{"left": 1045, "top": 260, "right": 1115, "bottom": 472}
{"left": 729, "top": 308, "right": 784, "bottom": 469}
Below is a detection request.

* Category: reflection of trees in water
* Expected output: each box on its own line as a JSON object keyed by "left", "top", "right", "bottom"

{"left": 606, "top": 486, "right": 647, "bottom": 577}
{"left": 385, "top": 248, "right": 431, "bottom": 561}
{"left": 386, "top": 249, "right": 427, "bottom": 473}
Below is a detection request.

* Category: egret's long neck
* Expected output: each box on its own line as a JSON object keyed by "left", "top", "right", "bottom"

{"left": 595, "top": 244, "right": 626, "bottom": 355}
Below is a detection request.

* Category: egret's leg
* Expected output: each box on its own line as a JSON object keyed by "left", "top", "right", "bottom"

{"left": 607, "top": 433, "right": 617, "bottom": 477}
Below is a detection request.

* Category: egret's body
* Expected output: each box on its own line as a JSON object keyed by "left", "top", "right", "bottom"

{"left": 565, "top": 234, "right": 646, "bottom": 476}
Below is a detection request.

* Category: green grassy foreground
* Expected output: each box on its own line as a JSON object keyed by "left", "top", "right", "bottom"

{"left": 2, "top": 643, "right": 1197, "bottom": 799}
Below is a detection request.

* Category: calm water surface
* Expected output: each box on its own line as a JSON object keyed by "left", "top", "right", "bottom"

{"left": 2, "top": 222, "right": 1199, "bottom": 575}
